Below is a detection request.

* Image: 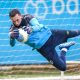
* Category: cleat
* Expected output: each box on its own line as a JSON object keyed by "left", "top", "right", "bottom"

{"left": 59, "top": 41, "right": 75, "bottom": 50}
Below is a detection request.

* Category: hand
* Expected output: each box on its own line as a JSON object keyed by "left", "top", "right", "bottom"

{"left": 22, "top": 26, "right": 32, "bottom": 34}
{"left": 9, "top": 29, "right": 19, "bottom": 39}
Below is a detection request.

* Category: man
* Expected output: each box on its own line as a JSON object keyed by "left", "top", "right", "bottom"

{"left": 9, "top": 9, "right": 80, "bottom": 71}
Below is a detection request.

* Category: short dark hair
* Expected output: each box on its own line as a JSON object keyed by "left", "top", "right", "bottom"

{"left": 9, "top": 9, "right": 21, "bottom": 17}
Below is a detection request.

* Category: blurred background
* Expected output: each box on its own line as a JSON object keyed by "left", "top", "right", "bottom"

{"left": 0, "top": 0, "right": 80, "bottom": 64}
{"left": 0, "top": 0, "right": 80, "bottom": 79}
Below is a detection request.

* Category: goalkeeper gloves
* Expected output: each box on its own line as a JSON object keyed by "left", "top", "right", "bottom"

{"left": 9, "top": 29, "right": 19, "bottom": 39}
{"left": 22, "top": 26, "right": 32, "bottom": 34}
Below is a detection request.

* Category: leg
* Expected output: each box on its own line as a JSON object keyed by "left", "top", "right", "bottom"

{"left": 37, "top": 47, "right": 67, "bottom": 71}
{"left": 37, "top": 41, "right": 75, "bottom": 71}
{"left": 52, "top": 41, "right": 75, "bottom": 71}
{"left": 51, "top": 29, "right": 80, "bottom": 38}
{"left": 37, "top": 34, "right": 67, "bottom": 71}
{"left": 60, "top": 50, "right": 66, "bottom": 65}
{"left": 52, "top": 49, "right": 67, "bottom": 71}
{"left": 37, "top": 30, "right": 77, "bottom": 71}
{"left": 51, "top": 29, "right": 80, "bottom": 46}
{"left": 66, "top": 30, "right": 80, "bottom": 38}
{"left": 37, "top": 34, "right": 75, "bottom": 71}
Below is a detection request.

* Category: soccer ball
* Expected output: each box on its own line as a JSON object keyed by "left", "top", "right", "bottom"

{"left": 18, "top": 28, "right": 29, "bottom": 42}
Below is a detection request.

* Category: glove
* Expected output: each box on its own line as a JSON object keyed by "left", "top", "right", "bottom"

{"left": 22, "top": 26, "right": 32, "bottom": 34}
{"left": 9, "top": 29, "right": 19, "bottom": 39}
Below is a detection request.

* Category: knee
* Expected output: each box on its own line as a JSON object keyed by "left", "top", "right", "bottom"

{"left": 59, "top": 66, "right": 66, "bottom": 71}
{"left": 52, "top": 64, "right": 67, "bottom": 71}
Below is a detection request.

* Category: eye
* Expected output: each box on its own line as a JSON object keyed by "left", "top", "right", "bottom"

{"left": 13, "top": 20, "right": 16, "bottom": 23}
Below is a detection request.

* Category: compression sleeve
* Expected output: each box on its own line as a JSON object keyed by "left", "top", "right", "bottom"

{"left": 9, "top": 26, "right": 16, "bottom": 47}
{"left": 10, "top": 38, "right": 16, "bottom": 47}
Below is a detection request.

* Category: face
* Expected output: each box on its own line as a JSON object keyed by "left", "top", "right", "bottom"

{"left": 11, "top": 14, "right": 22, "bottom": 27}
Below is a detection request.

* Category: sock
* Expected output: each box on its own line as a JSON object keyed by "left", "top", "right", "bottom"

{"left": 61, "top": 48, "right": 67, "bottom": 52}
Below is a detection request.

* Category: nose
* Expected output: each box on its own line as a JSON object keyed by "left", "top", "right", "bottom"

{"left": 15, "top": 21, "right": 19, "bottom": 26}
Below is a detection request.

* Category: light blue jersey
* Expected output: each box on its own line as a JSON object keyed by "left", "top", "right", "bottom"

{"left": 25, "top": 18, "right": 52, "bottom": 49}
{"left": 10, "top": 18, "right": 52, "bottom": 49}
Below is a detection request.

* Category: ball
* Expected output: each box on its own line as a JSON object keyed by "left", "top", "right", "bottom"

{"left": 18, "top": 28, "right": 29, "bottom": 42}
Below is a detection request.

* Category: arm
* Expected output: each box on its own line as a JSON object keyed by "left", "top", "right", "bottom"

{"left": 9, "top": 29, "right": 16, "bottom": 47}
{"left": 10, "top": 37, "right": 15, "bottom": 47}
{"left": 24, "top": 14, "right": 43, "bottom": 31}
{"left": 9, "top": 26, "right": 19, "bottom": 47}
{"left": 9, "top": 28, "right": 26, "bottom": 43}
{"left": 29, "top": 18, "right": 43, "bottom": 31}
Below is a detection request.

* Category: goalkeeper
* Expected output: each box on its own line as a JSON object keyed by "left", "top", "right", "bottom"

{"left": 9, "top": 9, "right": 80, "bottom": 71}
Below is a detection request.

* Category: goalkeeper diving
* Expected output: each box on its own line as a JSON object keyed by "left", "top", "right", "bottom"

{"left": 9, "top": 9, "right": 80, "bottom": 71}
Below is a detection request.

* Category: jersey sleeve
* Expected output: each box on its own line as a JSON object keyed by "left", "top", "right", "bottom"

{"left": 24, "top": 14, "right": 44, "bottom": 31}
{"left": 10, "top": 38, "right": 16, "bottom": 47}
{"left": 29, "top": 18, "right": 43, "bottom": 31}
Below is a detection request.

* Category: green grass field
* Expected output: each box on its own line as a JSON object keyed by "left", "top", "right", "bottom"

{"left": 0, "top": 64, "right": 80, "bottom": 79}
